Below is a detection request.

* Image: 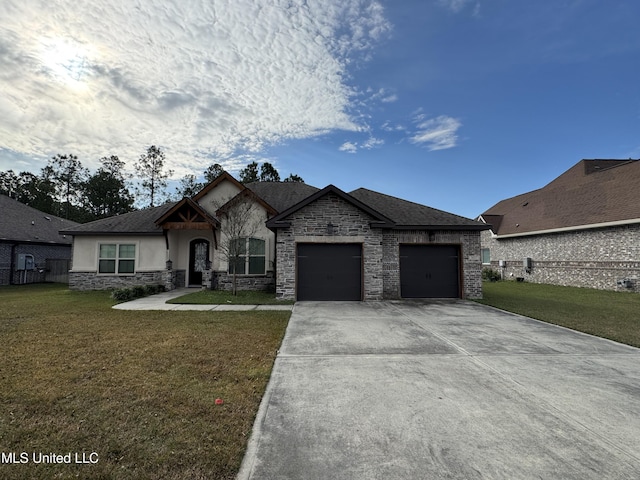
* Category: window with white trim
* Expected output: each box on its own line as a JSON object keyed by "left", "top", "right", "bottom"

{"left": 481, "top": 248, "right": 491, "bottom": 265}
{"left": 228, "top": 237, "right": 266, "bottom": 275}
{"left": 99, "top": 243, "right": 136, "bottom": 274}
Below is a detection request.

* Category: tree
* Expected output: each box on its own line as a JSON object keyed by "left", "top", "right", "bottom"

{"left": 175, "top": 174, "right": 204, "bottom": 198}
{"left": 0, "top": 170, "right": 20, "bottom": 198}
{"left": 134, "top": 145, "right": 173, "bottom": 207}
{"left": 283, "top": 173, "right": 304, "bottom": 183}
{"left": 216, "top": 193, "right": 262, "bottom": 295}
{"left": 17, "top": 170, "right": 59, "bottom": 215}
{"left": 239, "top": 161, "right": 303, "bottom": 183}
{"left": 204, "top": 163, "right": 225, "bottom": 182}
{"left": 259, "top": 162, "right": 280, "bottom": 182}
{"left": 47, "top": 154, "right": 89, "bottom": 219}
{"left": 239, "top": 161, "right": 259, "bottom": 184}
{"left": 84, "top": 156, "right": 134, "bottom": 218}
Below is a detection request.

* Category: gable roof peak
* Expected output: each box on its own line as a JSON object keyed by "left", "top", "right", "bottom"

{"left": 192, "top": 171, "right": 244, "bottom": 201}
{"left": 266, "top": 184, "right": 395, "bottom": 229}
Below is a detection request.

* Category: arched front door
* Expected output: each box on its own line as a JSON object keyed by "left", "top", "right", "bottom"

{"left": 189, "top": 239, "right": 210, "bottom": 286}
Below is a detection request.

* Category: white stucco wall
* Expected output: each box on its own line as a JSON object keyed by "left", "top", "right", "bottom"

{"left": 197, "top": 179, "right": 242, "bottom": 214}
{"left": 70, "top": 235, "right": 167, "bottom": 272}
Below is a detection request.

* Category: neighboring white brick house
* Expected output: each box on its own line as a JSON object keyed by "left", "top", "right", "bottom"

{"left": 479, "top": 159, "right": 640, "bottom": 292}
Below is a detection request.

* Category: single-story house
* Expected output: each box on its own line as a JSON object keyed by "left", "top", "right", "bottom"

{"left": 478, "top": 159, "right": 640, "bottom": 292}
{"left": 0, "top": 194, "right": 78, "bottom": 285}
{"left": 61, "top": 172, "right": 489, "bottom": 300}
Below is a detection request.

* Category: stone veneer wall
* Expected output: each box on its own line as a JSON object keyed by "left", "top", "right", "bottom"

{"left": 274, "top": 192, "right": 484, "bottom": 300}
{"left": 69, "top": 271, "right": 165, "bottom": 290}
{"left": 481, "top": 224, "right": 640, "bottom": 292}
{"left": 275, "top": 192, "right": 383, "bottom": 300}
{"left": 382, "top": 230, "right": 483, "bottom": 299}
{"left": 213, "top": 271, "right": 275, "bottom": 292}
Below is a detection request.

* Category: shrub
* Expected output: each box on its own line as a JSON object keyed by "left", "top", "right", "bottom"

{"left": 111, "top": 284, "right": 164, "bottom": 302}
{"left": 482, "top": 267, "right": 501, "bottom": 282}
{"left": 111, "top": 287, "right": 134, "bottom": 302}
{"left": 144, "top": 284, "right": 164, "bottom": 295}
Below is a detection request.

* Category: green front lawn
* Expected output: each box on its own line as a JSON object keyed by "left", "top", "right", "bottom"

{"left": 477, "top": 281, "right": 640, "bottom": 348}
{"left": 0, "top": 284, "right": 289, "bottom": 480}
{"left": 168, "top": 289, "right": 295, "bottom": 305}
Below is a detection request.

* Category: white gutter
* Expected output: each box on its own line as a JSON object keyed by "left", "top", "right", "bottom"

{"left": 491, "top": 218, "right": 640, "bottom": 239}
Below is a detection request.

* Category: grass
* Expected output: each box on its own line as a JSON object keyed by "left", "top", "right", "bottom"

{"left": 477, "top": 281, "right": 640, "bottom": 348}
{"left": 0, "top": 284, "right": 289, "bottom": 480}
{"left": 167, "top": 289, "right": 295, "bottom": 305}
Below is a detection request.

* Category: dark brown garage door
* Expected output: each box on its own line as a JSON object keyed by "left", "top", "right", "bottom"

{"left": 297, "top": 243, "right": 362, "bottom": 301}
{"left": 400, "top": 245, "right": 460, "bottom": 298}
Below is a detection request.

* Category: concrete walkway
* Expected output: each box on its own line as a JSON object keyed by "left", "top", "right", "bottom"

{"left": 111, "top": 288, "right": 294, "bottom": 311}
{"left": 238, "top": 300, "right": 640, "bottom": 480}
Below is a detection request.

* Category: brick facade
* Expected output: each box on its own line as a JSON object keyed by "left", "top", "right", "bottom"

{"left": 481, "top": 223, "right": 640, "bottom": 292}
{"left": 382, "top": 230, "right": 483, "bottom": 299}
{"left": 274, "top": 193, "right": 484, "bottom": 300}
{"left": 275, "top": 192, "right": 384, "bottom": 300}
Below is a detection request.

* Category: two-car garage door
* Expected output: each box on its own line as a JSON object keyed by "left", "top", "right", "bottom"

{"left": 296, "top": 243, "right": 461, "bottom": 300}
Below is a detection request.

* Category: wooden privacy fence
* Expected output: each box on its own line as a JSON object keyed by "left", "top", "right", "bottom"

{"left": 45, "top": 259, "right": 70, "bottom": 283}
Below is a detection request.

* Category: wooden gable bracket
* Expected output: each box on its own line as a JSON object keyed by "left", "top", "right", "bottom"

{"left": 155, "top": 197, "right": 220, "bottom": 231}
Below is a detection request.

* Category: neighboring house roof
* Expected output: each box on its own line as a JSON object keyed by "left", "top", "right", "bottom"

{"left": 245, "top": 181, "right": 321, "bottom": 213}
{"left": 0, "top": 194, "right": 78, "bottom": 244}
{"left": 349, "top": 188, "right": 488, "bottom": 230}
{"left": 480, "top": 159, "right": 640, "bottom": 237}
{"left": 60, "top": 202, "right": 177, "bottom": 236}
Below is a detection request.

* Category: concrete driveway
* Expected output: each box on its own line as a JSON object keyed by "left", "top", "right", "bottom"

{"left": 238, "top": 301, "right": 640, "bottom": 480}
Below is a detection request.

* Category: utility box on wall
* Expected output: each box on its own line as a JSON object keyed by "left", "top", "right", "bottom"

{"left": 17, "top": 254, "right": 35, "bottom": 270}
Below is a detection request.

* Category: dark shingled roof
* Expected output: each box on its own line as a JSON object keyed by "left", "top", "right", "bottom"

{"left": 60, "top": 202, "right": 177, "bottom": 235}
{"left": 480, "top": 159, "right": 640, "bottom": 236}
{"left": 245, "top": 181, "right": 321, "bottom": 213}
{"left": 349, "top": 188, "right": 488, "bottom": 229}
{"left": 0, "top": 194, "right": 78, "bottom": 244}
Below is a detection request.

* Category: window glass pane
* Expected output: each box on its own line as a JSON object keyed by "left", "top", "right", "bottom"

{"left": 249, "top": 238, "right": 265, "bottom": 255}
{"left": 99, "top": 244, "right": 116, "bottom": 258}
{"left": 118, "top": 259, "right": 135, "bottom": 274}
{"left": 231, "top": 238, "right": 246, "bottom": 256}
{"left": 481, "top": 248, "right": 490, "bottom": 264}
{"left": 248, "top": 256, "right": 265, "bottom": 274}
{"left": 99, "top": 259, "right": 116, "bottom": 273}
{"left": 228, "top": 257, "right": 246, "bottom": 275}
{"left": 119, "top": 244, "right": 136, "bottom": 258}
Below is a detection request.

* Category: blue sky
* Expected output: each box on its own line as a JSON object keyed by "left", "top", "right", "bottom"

{"left": 1, "top": 0, "right": 639, "bottom": 218}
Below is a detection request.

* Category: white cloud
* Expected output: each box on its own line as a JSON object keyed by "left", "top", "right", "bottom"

{"left": 410, "top": 115, "right": 462, "bottom": 151}
{"left": 437, "top": 0, "right": 479, "bottom": 14}
{"left": 339, "top": 142, "right": 358, "bottom": 153}
{"left": 362, "top": 136, "right": 384, "bottom": 149}
{"left": 0, "top": 0, "right": 390, "bottom": 177}
{"left": 339, "top": 135, "right": 383, "bottom": 153}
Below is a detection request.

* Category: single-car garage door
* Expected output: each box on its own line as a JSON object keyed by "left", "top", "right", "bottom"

{"left": 400, "top": 244, "right": 460, "bottom": 298}
{"left": 297, "top": 243, "right": 362, "bottom": 301}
